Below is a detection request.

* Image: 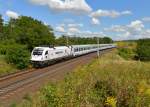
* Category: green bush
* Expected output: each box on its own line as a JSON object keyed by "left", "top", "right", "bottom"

{"left": 118, "top": 48, "right": 135, "bottom": 59}
{"left": 6, "top": 44, "right": 30, "bottom": 69}
{"left": 90, "top": 80, "right": 116, "bottom": 106}
{"left": 0, "top": 44, "right": 7, "bottom": 55}
{"left": 0, "top": 39, "right": 16, "bottom": 55}
{"left": 41, "top": 85, "right": 60, "bottom": 107}
{"left": 136, "top": 39, "right": 150, "bottom": 61}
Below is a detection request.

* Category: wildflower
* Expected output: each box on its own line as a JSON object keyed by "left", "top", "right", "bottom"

{"left": 105, "top": 96, "right": 117, "bottom": 107}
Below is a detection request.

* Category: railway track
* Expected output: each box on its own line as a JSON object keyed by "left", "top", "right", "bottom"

{"left": 0, "top": 57, "right": 82, "bottom": 96}
{"left": 0, "top": 49, "right": 114, "bottom": 106}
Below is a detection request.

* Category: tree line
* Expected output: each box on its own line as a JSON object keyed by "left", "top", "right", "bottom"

{"left": 0, "top": 15, "right": 113, "bottom": 69}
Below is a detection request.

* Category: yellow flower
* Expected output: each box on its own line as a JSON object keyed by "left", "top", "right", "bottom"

{"left": 137, "top": 80, "right": 148, "bottom": 94}
{"left": 105, "top": 96, "right": 117, "bottom": 107}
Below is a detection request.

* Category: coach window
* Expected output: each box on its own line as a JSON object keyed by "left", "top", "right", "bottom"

{"left": 45, "top": 51, "right": 48, "bottom": 55}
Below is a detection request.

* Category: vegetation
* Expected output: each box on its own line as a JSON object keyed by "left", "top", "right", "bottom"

{"left": 17, "top": 51, "right": 150, "bottom": 107}
{"left": 6, "top": 44, "right": 30, "bottom": 69}
{"left": 0, "top": 15, "right": 113, "bottom": 72}
{"left": 56, "top": 36, "right": 113, "bottom": 45}
{"left": 136, "top": 39, "right": 150, "bottom": 61}
{"left": 0, "top": 15, "right": 3, "bottom": 35}
{"left": 117, "top": 41, "right": 136, "bottom": 60}
{"left": 0, "top": 55, "right": 17, "bottom": 76}
{"left": 118, "top": 48, "right": 136, "bottom": 60}
{"left": 117, "top": 39, "right": 150, "bottom": 61}
{"left": 2, "top": 16, "right": 55, "bottom": 51}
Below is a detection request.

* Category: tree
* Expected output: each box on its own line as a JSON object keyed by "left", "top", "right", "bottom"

{"left": 56, "top": 36, "right": 113, "bottom": 45}
{"left": 0, "top": 15, "right": 3, "bottom": 40}
{"left": 6, "top": 44, "right": 30, "bottom": 69}
{"left": 6, "top": 16, "right": 55, "bottom": 51}
{"left": 56, "top": 35, "right": 68, "bottom": 45}
{"left": 136, "top": 38, "right": 150, "bottom": 61}
{"left": 102, "top": 37, "right": 113, "bottom": 43}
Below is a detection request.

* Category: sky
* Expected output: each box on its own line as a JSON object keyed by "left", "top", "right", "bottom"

{"left": 0, "top": 0, "right": 150, "bottom": 40}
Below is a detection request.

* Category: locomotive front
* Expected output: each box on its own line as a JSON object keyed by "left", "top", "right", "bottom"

{"left": 30, "top": 47, "right": 48, "bottom": 67}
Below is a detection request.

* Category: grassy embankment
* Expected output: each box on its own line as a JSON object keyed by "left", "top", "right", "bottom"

{"left": 16, "top": 49, "right": 150, "bottom": 107}
{"left": 0, "top": 55, "right": 17, "bottom": 76}
{"left": 116, "top": 41, "right": 137, "bottom": 60}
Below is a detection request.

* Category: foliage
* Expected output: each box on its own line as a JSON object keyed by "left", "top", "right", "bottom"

{"left": 116, "top": 41, "right": 137, "bottom": 49}
{"left": 0, "top": 39, "right": 16, "bottom": 55}
{"left": 56, "top": 36, "right": 113, "bottom": 45}
{"left": 116, "top": 41, "right": 137, "bottom": 60}
{"left": 136, "top": 39, "right": 150, "bottom": 61}
{"left": 18, "top": 51, "right": 150, "bottom": 107}
{"left": 0, "top": 15, "right": 3, "bottom": 40}
{"left": 3, "top": 16, "right": 55, "bottom": 51}
{"left": 0, "top": 15, "right": 3, "bottom": 32}
{"left": 118, "top": 48, "right": 136, "bottom": 59}
{"left": 41, "top": 85, "right": 60, "bottom": 107}
{"left": 0, "top": 14, "right": 114, "bottom": 73}
{"left": 0, "top": 55, "right": 17, "bottom": 76}
{"left": 6, "top": 44, "right": 30, "bottom": 69}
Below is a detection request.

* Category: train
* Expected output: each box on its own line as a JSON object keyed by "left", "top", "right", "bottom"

{"left": 30, "top": 44, "right": 116, "bottom": 67}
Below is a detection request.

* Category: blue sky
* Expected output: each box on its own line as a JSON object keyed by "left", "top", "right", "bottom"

{"left": 0, "top": 0, "right": 150, "bottom": 40}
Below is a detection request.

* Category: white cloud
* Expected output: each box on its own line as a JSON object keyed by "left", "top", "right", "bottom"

{"left": 55, "top": 26, "right": 65, "bottom": 32}
{"left": 30, "top": 0, "right": 48, "bottom": 5}
{"left": 90, "top": 9, "right": 132, "bottom": 25}
{"left": 68, "top": 23, "right": 83, "bottom": 28}
{"left": 90, "top": 10, "right": 131, "bottom": 18}
{"left": 104, "top": 20, "right": 150, "bottom": 40}
{"left": 128, "top": 20, "right": 144, "bottom": 31}
{"left": 91, "top": 18, "right": 100, "bottom": 25}
{"left": 68, "top": 27, "right": 80, "bottom": 33}
{"left": 6, "top": 10, "right": 19, "bottom": 19}
{"left": 141, "top": 29, "right": 150, "bottom": 38}
{"left": 30, "top": 0, "right": 92, "bottom": 14}
{"left": 104, "top": 25, "right": 126, "bottom": 32}
{"left": 105, "top": 20, "right": 144, "bottom": 33}
{"left": 121, "top": 10, "right": 132, "bottom": 15}
{"left": 67, "top": 23, "right": 82, "bottom": 33}
{"left": 55, "top": 22, "right": 83, "bottom": 33}
{"left": 142, "top": 17, "right": 150, "bottom": 22}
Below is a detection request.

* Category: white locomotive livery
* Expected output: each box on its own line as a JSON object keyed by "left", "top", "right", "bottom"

{"left": 31, "top": 44, "right": 116, "bottom": 67}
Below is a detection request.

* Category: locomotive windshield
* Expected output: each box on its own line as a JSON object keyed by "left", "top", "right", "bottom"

{"left": 33, "top": 48, "right": 43, "bottom": 55}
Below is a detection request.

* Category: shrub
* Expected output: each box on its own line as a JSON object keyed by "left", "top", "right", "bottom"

{"left": 136, "top": 39, "right": 150, "bottom": 61}
{"left": 6, "top": 44, "right": 30, "bottom": 69}
{"left": 0, "top": 44, "right": 7, "bottom": 55}
{"left": 118, "top": 48, "right": 135, "bottom": 59}
{"left": 0, "top": 39, "right": 16, "bottom": 55}
{"left": 41, "top": 85, "right": 60, "bottom": 107}
{"left": 90, "top": 80, "right": 116, "bottom": 106}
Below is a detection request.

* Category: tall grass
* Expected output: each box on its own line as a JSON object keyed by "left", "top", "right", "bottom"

{"left": 18, "top": 50, "right": 150, "bottom": 107}
{"left": 0, "top": 55, "right": 17, "bottom": 76}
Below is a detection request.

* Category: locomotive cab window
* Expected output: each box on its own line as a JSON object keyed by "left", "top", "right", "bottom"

{"left": 33, "top": 49, "right": 43, "bottom": 55}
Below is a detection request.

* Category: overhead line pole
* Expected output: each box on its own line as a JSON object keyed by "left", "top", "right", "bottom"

{"left": 97, "top": 37, "right": 100, "bottom": 58}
